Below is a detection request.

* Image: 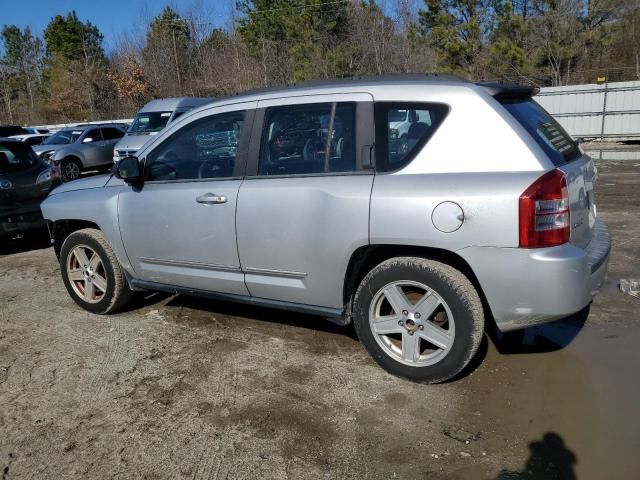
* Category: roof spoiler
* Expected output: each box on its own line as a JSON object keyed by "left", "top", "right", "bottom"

{"left": 476, "top": 82, "right": 540, "bottom": 100}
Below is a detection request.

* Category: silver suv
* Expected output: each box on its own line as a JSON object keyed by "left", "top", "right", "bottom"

{"left": 41, "top": 76, "right": 611, "bottom": 383}
{"left": 33, "top": 124, "right": 126, "bottom": 181}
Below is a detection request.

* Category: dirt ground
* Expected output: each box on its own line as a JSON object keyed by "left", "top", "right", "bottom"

{"left": 1, "top": 161, "right": 639, "bottom": 480}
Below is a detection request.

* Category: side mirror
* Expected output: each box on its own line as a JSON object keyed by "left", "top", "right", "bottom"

{"left": 82, "top": 137, "right": 93, "bottom": 143}
{"left": 114, "top": 156, "right": 142, "bottom": 184}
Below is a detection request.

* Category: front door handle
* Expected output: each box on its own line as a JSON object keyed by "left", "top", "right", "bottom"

{"left": 196, "top": 193, "right": 228, "bottom": 204}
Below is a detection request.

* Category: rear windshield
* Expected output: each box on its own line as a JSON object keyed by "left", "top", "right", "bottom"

{"left": 501, "top": 99, "right": 581, "bottom": 165}
{"left": 128, "top": 111, "right": 172, "bottom": 133}
{"left": 0, "top": 142, "right": 41, "bottom": 174}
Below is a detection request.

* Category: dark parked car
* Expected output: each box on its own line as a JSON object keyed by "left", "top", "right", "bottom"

{"left": 0, "top": 139, "right": 60, "bottom": 240}
{"left": 0, "top": 126, "right": 27, "bottom": 137}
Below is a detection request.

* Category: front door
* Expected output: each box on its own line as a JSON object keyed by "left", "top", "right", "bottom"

{"left": 118, "top": 105, "right": 254, "bottom": 295}
{"left": 236, "top": 95, "right": 374, "bottom": 309}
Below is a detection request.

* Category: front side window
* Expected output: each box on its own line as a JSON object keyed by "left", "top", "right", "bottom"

{"left": 259, "top": 102, "right": 355, "bottom": 176}
{"left": 375, "top": 103, "right": 449, "bottom": 172}
{"left": 146, "top": 111, "right": 244, "bottom": 181}
{"left": 82, "top": 129, "right": 102, "bottom": 143}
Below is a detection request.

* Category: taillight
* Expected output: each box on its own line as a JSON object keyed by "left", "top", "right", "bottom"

{"left": 519, "top": 169, "right": 570, "bottom": 248}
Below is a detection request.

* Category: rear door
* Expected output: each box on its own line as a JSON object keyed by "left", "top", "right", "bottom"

{"left": 501, "top": 99, "right": 597, "bottom": 248}
{"left": 99, "top": 127, "right": 125, "bottom": 165}
{"left": 236, "top": 94, "right": 374, "bottom": 309}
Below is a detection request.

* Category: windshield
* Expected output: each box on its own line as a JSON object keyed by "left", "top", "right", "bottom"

{"left": 128, "top": 111, "right": 172, "bottom": 133}
{"left": 388, "top": 110, "right": 408, "bottom": 122}
{"left": 501, "top": 99, "right": 581, "bottom": 165}
{"left": 43, "top": 129, "right": 82, "bottom": 145}
{"left": 0, "top": 142, "right": 41, "bottom": 174}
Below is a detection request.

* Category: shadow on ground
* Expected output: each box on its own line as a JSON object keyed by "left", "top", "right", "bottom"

{"left": 495, "top": 432, "right": 577, "bottom": 480}
{"left": 165, "top": 294, "right": 360, "bottom": 340}
{"left": 488, "top": 307, "right": 590, "bottom": 355}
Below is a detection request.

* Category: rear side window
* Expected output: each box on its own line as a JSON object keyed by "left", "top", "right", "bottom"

{"left": 374, "top": 102, "right": 449, "bottom": 172}
{"left": 501, "top": 99, "right": 580, "bottom": 165}
{"left": 260, "top": 102, "right": 356, "bottom": 176}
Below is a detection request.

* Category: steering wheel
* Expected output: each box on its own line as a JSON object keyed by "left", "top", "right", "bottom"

{"left": 148, "top": 151, "right": 179, "bottom": 180}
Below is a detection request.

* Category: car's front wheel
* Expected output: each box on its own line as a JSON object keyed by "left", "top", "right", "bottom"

{"left": 61, "top": 157, "right": 82, "bottom": 182}
{"left": 60, "top": 228, "right": 133, "bottom": 314}
{"left": 353, "top": 257, "right": 484, "bottom": 383}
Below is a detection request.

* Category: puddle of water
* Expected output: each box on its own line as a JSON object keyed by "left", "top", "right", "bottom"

{"left": 472, "top": 319, "right": 640, "bottom": 480}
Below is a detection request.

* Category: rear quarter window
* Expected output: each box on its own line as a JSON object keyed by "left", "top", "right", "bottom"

{"left": 374, "top": 102, "right": 449, "bottom": 172}
{"left": 501, "top": 99, "right": 581, "bottom": 166}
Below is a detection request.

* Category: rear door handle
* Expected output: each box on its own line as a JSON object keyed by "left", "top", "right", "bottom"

{"left": 196, "top": 193, "right": 228, "bottom": 204}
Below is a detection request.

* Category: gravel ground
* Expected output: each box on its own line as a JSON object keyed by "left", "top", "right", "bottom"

{"left": 1, "top": 161, "right": 639, "bottom": 480}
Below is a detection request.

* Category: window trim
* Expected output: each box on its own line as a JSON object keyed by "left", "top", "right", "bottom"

{"left": 374, "top": 102, "right": 450, "bottom": 174}
{"left": 142, "top": 109, "right": 254, "bottom": 184}
{"left": 245, "top": 101, "right": 373, "bottom": 178}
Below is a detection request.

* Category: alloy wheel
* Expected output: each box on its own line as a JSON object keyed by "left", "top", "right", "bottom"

{"left": 368, "top": 280, "right": 455, "bottom": 367}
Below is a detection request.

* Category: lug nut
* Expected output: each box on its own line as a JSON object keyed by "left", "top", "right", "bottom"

{"left": 398, "top": 320, "right": 403, "bottom": 326}
{"left": 419, "top": 325, "right": 424, "bottom": 331}
{"left": 408, "top": 330, "right": 414, "bottom": 335}
{"left": 415, "top": 312, "right": 421, "bottom": 319}
{"left": 402, "top": 310, "right": 408, "bottom": 316}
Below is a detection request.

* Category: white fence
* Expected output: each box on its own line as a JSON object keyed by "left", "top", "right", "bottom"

{"left": 536, "top": 81, "right": 640, "bottom": 141}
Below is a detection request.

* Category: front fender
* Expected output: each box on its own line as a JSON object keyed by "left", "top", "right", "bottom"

{"left": 52, "top": 146, "right": 81, "bottom": 163}
{"left": 40, "top": 186, "right": 134, "bottom": 275}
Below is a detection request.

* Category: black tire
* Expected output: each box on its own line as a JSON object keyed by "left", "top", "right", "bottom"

{"left": 59, "top": 228, "right": 133, "bottom": 314}
{"left": 353, "top": 257, "right": 484, "bottom": 384}
{"left": 61, "top": 157, "right": 82, "bottom": 182}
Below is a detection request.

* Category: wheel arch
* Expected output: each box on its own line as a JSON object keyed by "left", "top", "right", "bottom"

{"left": 343, "top": 244, "right": 492, "bottom": 324}
{"left": 50, "top": 219, "right": 101, "bottom": 258}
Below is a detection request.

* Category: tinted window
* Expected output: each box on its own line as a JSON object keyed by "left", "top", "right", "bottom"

{"left": 260, "top": 103, "right": 355, "bottom": 176}
{"left": 0, "top": 142, "right": 41, "bottom": 174}
{"left": 374, "top": 103, "right": 449, "bottom": 172}
{"left": 101, "top": 127, "right": 124, "bottom": 140}
{"left": 129, "top": 111, "right": 172, "bottom": 133}
{"left": 83, "top": 129, "right": 102, "bottom": 143}
{"left": 172, "top": 111, "right": 186, "bottom": 121}
{"left": 501, "top": 99, "right": 580, "bottom": 165}
{"left": 25, "top": 136, "right": 44, "bottom": 146}
{"left": 147, "top": 111, "right": 244, "bottom": 181}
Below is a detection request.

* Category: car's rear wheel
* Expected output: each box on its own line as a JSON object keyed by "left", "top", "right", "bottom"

{"left": 353, "top": 257, "right": 484, "bottom": 383}
{"left": 60, "top": 228, "right": 133, "bottom": 314}
{"left": 61, "top": 157, "right": 82, "bottom": 182}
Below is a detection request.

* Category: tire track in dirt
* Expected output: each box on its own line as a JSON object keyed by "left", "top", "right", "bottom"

{"left": 90, "top": 316, "right": 123, "bottom": 399}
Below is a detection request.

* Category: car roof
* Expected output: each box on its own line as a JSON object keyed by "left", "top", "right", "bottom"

{"left": 139, "top": 97, "right": 215, "bottom": 112}
{"left": 58, "top": 123, "right": 125, "bottom": 132}
{"left": 184, "top": 74, "right": 538, "bottom": 111}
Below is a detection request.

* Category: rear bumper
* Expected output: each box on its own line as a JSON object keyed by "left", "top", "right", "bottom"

{"left": 458, "top": 219, "right": 611, "bottom": 331}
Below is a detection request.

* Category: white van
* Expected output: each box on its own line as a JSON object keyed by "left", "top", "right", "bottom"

{"left": 113, "top": 97, "right": 213, "bottom": 163}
